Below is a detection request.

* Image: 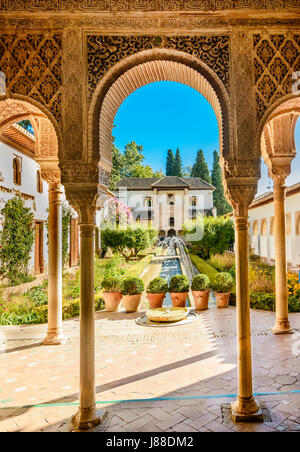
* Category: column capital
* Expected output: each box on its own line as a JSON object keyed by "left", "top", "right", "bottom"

{"left": 226, "top": 184, "right": 257, "bottom": 219}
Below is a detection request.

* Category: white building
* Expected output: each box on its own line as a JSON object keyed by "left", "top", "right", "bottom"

{"left": 249, "top": 183, "right": 300, "bottom": 267}
{"left": 116, "top": 176, "right": 215, "bottom": 237}
{"left": 0, "top": 123, "right": 79, "bottom": 275}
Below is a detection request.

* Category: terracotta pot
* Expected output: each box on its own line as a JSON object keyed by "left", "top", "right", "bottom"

{"left": 123, "top": 294, "right": 142, "bottom": 313}
{"left": 192, "top": 290, "right": 210, "bottom": 310}
{"left": 146, "top": 293, "right": 166, "bottom": 309}
{"left": 169, "top": 292, "right": 188, "bottom": 307}
{"left": 103, "top": 292, "right": 122, "bottom": 312}
{"left": 214, "top": 292, "right": 230, "bottom": 308}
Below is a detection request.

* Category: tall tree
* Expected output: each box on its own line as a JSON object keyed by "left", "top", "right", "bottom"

{"left": 211, "top": 150, "right": 232, "bottom": 215}
{"left": 166, "top": 149, "right": 175, "bottom": 176}
{"left": 173, "top": 148, "right": 183, "bottom": 177}
{"left": 191, "top": 149, "right": 211, "bottom": 183}
{"left": 109, "top": 144, "right": 124, "bottom": 191}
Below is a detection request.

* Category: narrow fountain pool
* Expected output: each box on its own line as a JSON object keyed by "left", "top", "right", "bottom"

{"left": 159, "top": 257, "right": 190, "bottom": 307}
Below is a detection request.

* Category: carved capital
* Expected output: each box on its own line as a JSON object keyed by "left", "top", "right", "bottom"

{"left": 41, "top": 170, "right": 61, "bottom": 184}
{"left": 268, "top": 155, "right": 293, "bottom": 180}
{"left": 226, "top": 184, "right": 257, "bottom": 219}
{"left": 224, "top": 159, "right": 261, "bottom": 180}
{"left": 64, "top": 185, "right": 98, "bottom": 224}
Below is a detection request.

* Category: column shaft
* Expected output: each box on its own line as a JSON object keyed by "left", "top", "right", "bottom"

{"left": 231, "top": 216, "right": 262, "bottom": 421}
{"left": 71, "top": 211, "right": 102, "bottom": 430}
{"left": 272, "top": 177, "right": 291, "bottom": 334}
{"left": 43, "top": 183, "right": 64, "bottom": 345}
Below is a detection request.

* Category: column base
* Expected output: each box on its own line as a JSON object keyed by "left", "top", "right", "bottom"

{"left": 271, "top": 319, "right": 292, "bottom": 335}
{"left": 71, "top": 407, "right": 104, "bottom": 431}
{"left": 231, "top": 397, "right": 263, "bottom": 423}
{"left": 42, "top": 330, "right": 65, "bottom": 345}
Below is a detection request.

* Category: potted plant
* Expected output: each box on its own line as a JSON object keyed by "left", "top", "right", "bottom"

{"left": 191, "top": 274, "right": 210, "bottom": 310}
{"left": 122, "top": 277, "right": 144, "bottom": 313}
{"left": 210, "top": 272, "right": 234, "bottom": 308}
{"left": 169, "top": 274, "right": 190, "bottom": 307}
{"left": 146, "top": 277, "right": 168, "bottom": 309}
{"left": 101, "top": 276, "right": 123, "bottom": 312}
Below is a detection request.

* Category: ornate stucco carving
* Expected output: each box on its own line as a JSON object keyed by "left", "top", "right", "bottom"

{"left": 87, "top": 35, "right": 230, "bottom": 101}
{"left": 226, "top": 184, "right": 258, "bottom": 218}
{"left": 0, "top": 32, "right": 62, "bottom": 123}
{"left": 253, "top": 32, "right": 300, "bottom": 122}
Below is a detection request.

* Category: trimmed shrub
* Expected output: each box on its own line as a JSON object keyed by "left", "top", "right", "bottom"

{"left": 210, "top": 272, "right": 233, "bottom": 293}
{"left": 101, "top": 276, "right": 123, "bottom": 293}
{"left": 191, "top": 274, "right": 210, "bottom": 291}
{"left": 169, "top": 275, "right": 190, "bottom": 293}
{"left": 122, "top": 277, "right": 144, "bottom": 295}
{"left": 189, "top": 254, "right": 218, "bottom": 280}
{"left": 146, "top": 277, "right": 168, "bottom": 294}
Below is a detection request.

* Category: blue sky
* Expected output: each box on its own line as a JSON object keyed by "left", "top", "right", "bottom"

{"left": 113, "top": 81, "right": 300, "bottom": 196}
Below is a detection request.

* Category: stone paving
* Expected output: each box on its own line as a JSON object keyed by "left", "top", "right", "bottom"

{"left": 0, "top": 302, "right": 300, "bottom": 432}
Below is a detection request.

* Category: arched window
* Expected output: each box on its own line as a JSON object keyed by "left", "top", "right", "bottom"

{"left": 270, "top": 216, "right": 274, "bottom": 236}
{"left": 286, "top": 213, "right": 291, "bottom": 236}
{"left": 36, "top": 170, "right": 43, "bottom": 193}
{"left": 295, "top": 212, "right": 300, "bottom": 236}
{"left": 169, "top": 217, "right": 175, "bottom": 227}
{"left": 13, "top": 157, "right": 21, "bottom": 185}
{"left": 253, "top": 220, "right": 259, "bottom": 236}
{"left": 260, "top": 218, "right": 268, "bottom": 236}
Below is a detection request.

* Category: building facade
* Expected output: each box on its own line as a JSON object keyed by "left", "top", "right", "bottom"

{"left": 116, "top": 176, "right": 215, "bottom": 237}
{"left": 0, "top": 124, "right": 79, "bottom": 276}
{"left": 249, "top": 183, "right": 300, "bottom": 267}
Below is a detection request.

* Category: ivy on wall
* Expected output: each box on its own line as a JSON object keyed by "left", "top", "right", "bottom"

{"left": 0, "top": 195, "right": 34, "bottom": 285}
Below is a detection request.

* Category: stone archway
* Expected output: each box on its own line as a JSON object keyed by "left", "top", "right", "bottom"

{"left": 259, "top": 94, "right": 300, "bottom": 335}
{"left": 0, "top": 96, "right": 65, "bottom": 345}
{"left": 88, "top": 48, "right": 233, "bottom": 176}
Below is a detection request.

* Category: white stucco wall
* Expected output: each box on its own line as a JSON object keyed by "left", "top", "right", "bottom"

{"left": 248, "top": 191, "right": 300, "bottom": 266}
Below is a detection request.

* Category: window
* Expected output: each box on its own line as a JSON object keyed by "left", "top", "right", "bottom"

{"left": 168, "top": 194, "right": 175, "bottom": 205}
{"left": 286, "top": 213, "right": 291, "bottom": 236}
{"left": 144, "top": 197, "right": 152, "bottom": 207}
{"left": 253, "top": 220, "right": 259, "bottom": 236}
{"left": 260, "top": 218, "right": 268, "bottom": 236}
{"left": 169, "top": 217, "right": 175, "bottom": 227}
{"left": 270, "top": 216, "right": 274, "bottom": 236}
{"left": 296, "top": 212, "right": 300, "bottom": 236}
{"left": 36, "top": 170, "right": 43, "bottom": 193}
{"left": 190, "top": 196, "right": 197, "bottom": 207}
{"left": 13, "top": 157, "right": 21, "bottom": 185}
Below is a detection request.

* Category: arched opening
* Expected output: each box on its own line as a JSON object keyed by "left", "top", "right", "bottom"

{"left": 167, "top": 228, "right": 176, "bottom": 237}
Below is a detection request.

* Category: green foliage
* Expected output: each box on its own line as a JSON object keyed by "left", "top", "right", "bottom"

{"left": 62, "top": 203, "right": 72, "bottom": 267}
{"left": 166, "top": 149, "right": 175, "bottom": 176}
{"left": 146, "top": 277, "right": 168, "bottom": 294}
{"left": 191, "top": 149, "right": 211, "bottom": 183}
{"left": 18, "top": 120, "right": 34, "bottom": 135}
{"left": 101, "top": 276, "right": 123, "bottom": 293}
{"left": 249, "top": 292, "right": 275, "bottom": 311}
{"left": 211, "top": 150, "right": 232, "bottom": 215}
{"left": 208, "top": 253, "right": 235, "bottom": 272}
{"left": 169, "top": 274, "right": 189, "bottom": 293}
{"left": 184, "top": 216, "right": 234, "bottom": 259}
{"left": 109, "top": 144, "right": 124, "bottom": 191}
{"left": 173, "top": 148, "right": 183, "bottom": 177}
{"left": 189, "top": 254, "right": 218, "bottom": 280}
{"left": 123, "top": 254, "right": 152, "bottom": 279}
{"left": 191, "top": 274, "right": 210, "bottom": 291}
{"left": 24, "top": 282, "right": 48, "bottom": 306}
{"left": 122, "top": 277, "right": 144, "bottom": 295}
{"left": 210, "top": 272, "right": 234, "bottom": 293}
{"left": 101, "top": 224, "right": 156, "bottom": 261}
{"left": 0, "top": 195, "right": 34, "bottom": 284}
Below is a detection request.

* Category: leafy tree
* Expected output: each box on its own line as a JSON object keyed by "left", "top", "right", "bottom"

{"left": 109, "top": 144, "right": 124, "bottom": 191}
{"left": 211, "top": 150, "right": 232, "bottom": 215}
{"left": 166, "top": 149, "right": 175, "bottom": 176}
{"left": 0, "top": 195, "right": 34, "bottom": 284}
{"left": 191, "top": 149, "right": 211, "bottom": 184}
{"left": 101, "top": 224, "right": 157, "bottom": 261}
{"left": 183, "top": 215, "right": 234, "bottom": 260}
{"left": 173, "top": 148, "right": 183, "bottom": 177}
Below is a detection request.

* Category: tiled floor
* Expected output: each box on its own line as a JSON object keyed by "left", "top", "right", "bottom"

{"left": 0, "top": 303, "right": 299, "bottom": 432}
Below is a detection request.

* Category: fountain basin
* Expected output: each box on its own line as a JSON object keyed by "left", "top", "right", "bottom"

{"left": 146, "top": 307, "right": 189, "bottom": 323}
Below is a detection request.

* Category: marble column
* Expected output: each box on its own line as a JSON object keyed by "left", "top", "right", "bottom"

{"left": 231, "top": 213, "right": 262, "bottom": 422}
{"left": 71, "top": 206, "right": 103, "bottom": 430}
{"left": 272, "top": 176, "right": 291, "bottom": 334}
{"left": 43, "top": 182, "right": 64, "bottom": 345}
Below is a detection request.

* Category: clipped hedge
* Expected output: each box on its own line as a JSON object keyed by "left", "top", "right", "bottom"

{"left": 123, "top": 254, "right": 152, "bottom": 279}
{"left": 190, "top": 254, "right": 218, "bottom": 280}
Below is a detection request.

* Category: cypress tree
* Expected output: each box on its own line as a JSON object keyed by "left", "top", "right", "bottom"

{"left": 191, "top": 149, "right": 211, "bottom": 183}
{"left": 211, "top": 150, "right": 232, "bottom": 215}
{"left": 173, "top": 148, "right": 183, "bottom": 177}
{"left": 166, "top": 149, "right": 175, "bottom": 176}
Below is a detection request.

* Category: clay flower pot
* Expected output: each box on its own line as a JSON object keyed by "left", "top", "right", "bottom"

{"left": 146, "top": 293, "right": 166, "bottom": 309}
{"left": 103, "top": 292, "right": 122, "bottom": 312}
{"left": 123, "top": 294, "right": 142, "bottom": 313}
{"left": 214, "top": 292, "right": 230, "bottom": 309}
{"left": 169, "top": 292, "right": 188, "bottom": 307}
{"left": 192, "top": 290, "right": 210, "bottom": 310}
